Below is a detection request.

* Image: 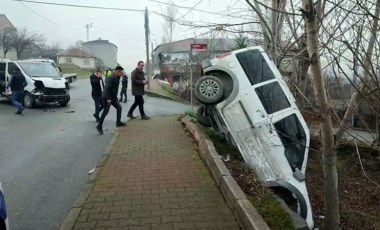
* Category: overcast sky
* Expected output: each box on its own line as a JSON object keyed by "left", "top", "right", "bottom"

{"left": 1, "top": 0, "right": 250, "bottom": 73}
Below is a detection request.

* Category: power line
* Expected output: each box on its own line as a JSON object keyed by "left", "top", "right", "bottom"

{"left": 8, "top": 0, "right": 144, "bottom": 12}
{"left": 149, "top": 0, "right": 245, "bottom": 19}
{"left": 18, "top": 1, "right": 84, "bottom": 29}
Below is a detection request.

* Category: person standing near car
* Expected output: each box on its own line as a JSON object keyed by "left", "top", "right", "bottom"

{"left": 6, "top": 67, "right": 27, "bottom": 115}
{"left": 119, "top": 72, "right": 128, "bottom": 103}
{"left": 90, "top": 68, "right": 104, "bottom": 122}
{"left": 127, "top": 61, "right": 150, "bottom": 120}
{"left": 96, "top": 66, "right": 126, "bottom": 135}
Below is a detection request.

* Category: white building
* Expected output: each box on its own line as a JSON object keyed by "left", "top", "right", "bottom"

{"left": 57, "top": 48, "right": 96, "bottom": 69}
{"left": 0, "top": 14, "right": 17, "bottom": 59}
{"left": 82, "top": 39, "right": 118, "bottom": 69}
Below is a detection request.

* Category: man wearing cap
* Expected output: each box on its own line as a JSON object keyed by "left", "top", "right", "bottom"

{"left": 96, "top": 66, "right": 126, "bottom": 135}
{"left": 6, "top": 67, "right": 27, "bottom": 115}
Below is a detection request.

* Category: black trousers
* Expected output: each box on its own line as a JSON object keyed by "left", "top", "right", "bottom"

{"left": 119, "top": 87, "right": 127, "bottom": 101}
{"left": 128, "top": 95, "right": 145, "bottom": 116}
{"left": 98, "top": 98, "right": 122, "bottom": 128}
{"left": 92, "top": 95, "right": 104, "bottom": 119}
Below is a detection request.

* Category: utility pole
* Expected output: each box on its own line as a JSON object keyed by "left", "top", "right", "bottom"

{"left": 144, "top": 7, "right": 150, "bottom": 89}
{"left": 86, "top": 23, "right": 93, "bottom": 41}
{"left": 151, "top": 42, "right": 154, "bottom": 80}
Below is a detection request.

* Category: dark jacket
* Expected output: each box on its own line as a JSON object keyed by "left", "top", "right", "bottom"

{"left": 90, "top": 74, "right": 104, "bottom": 96}
{"left": 131, "top": 68, "right": 145, "bottom": 96}
{"left": 7, "top": 74, "right": 27, "bottom": 91}
{"left": 120, "top": 75, "right": 128, "bottom": 88}
{"left": 102, "top": 74, "right": 120, "bottom": 100}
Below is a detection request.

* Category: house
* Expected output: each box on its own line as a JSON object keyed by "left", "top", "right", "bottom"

{"left": 152, "top": 38, "right": 250, "bottom": 88}
{"left": 82, "top": 39, "right": 118, "bottom": 69}
{"left": 57, "top": 48, "right": 96, "bottom": 69}
{"left": 0, "top": 14, "right": 17, "bottom": 59}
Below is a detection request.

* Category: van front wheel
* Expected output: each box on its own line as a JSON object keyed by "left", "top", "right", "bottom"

{"left": 195, "top": 76, "right": 224, "bottom": 104}
{"left": 23, "top": 93, "right": 35, "bottom": 108}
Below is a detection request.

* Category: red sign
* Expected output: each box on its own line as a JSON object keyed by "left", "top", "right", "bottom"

{"left": 191, "top": 44, "right": 208, "bottom": 51}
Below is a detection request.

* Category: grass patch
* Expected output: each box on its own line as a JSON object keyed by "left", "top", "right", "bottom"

{"left": 203, "top": 127, "right": 295, "bottom": 229}
{"left": 59, "top": 63, "right": 92, "bottom": 79}
{"left": 248, "top": 193, "right": 295, "bottom": 230}
{"left": 185, "top": 110, "right": 196, "bottom": 119}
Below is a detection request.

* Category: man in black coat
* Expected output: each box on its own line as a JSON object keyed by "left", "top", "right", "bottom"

{"left": 90, "top": 68, "right": 104, "bottom": 122}
{"left": 127, "top": 61, "right": 150, "bottom": 119}
{"left": 96, "top": 66, "right": 126, "bottom": 135}
{"left": 6, "top": 68, "right": 27, "bottom": 115}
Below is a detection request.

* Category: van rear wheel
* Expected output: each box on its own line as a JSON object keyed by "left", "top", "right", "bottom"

{"left": 23, "top": 92, "right": 35, "bottom": 108}
{"left": 196, "top": 105, "right": 211, "bottom": 127}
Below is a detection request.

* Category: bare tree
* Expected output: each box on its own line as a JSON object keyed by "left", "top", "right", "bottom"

{"left": 12, "top": 27, "right": 45, "bottom": 59}
{"left": 301, "top": 0, "right": 340, "bottom": 229}
{"left": 162, "top": 0, "right": 177, "bottom": 43}
{"left": 0, "top": 27, "right": 17, "bottom": 58}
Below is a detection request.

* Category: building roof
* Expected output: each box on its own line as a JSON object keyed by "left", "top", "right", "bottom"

{"left": 82, "top": 39, "right": 118, "bottom": 49}
{"left": 154, "top": 37, "right": 259, "bottom": 54}
{"left": 0, "top": 14, "right": 16, "bottom": 31}
{"left": 58, "top": 48, "right": 94, "bottom": 58}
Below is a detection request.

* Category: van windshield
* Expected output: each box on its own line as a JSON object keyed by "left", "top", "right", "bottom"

{"left": 18, "top": 62, "right": 61, "bottom": 79}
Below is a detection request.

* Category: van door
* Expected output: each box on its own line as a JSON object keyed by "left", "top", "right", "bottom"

{"left": 0, "top": 63, "right": 6, "bottom": 93}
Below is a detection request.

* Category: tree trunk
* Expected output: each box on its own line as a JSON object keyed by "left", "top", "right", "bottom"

{"left": 335, "top": 0, "right": 380, "bottom": 142}
{"left": 301, "top": 0, "right": 340, "bottom": 229}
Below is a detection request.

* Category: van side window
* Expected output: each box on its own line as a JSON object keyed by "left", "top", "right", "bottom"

{"left": 274, "top": 114, "right": 306, "bottom": 171}
{"left": 0, "top": 63, "right": 5, "bottom": 81}
{"left": 236, "top": 49, "right": 275, "bottom": 85}
{"left": 255, "top": 81, "right": 290, "bottom": 114}
{"left": 7, "top": 62, "right": 17, "bottom": 75}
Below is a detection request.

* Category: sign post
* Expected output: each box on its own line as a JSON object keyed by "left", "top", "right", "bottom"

{"left": 189, "top": 43, "right": 208, "bottom": 112}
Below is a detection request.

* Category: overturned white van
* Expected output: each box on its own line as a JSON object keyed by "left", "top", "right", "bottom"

{"left": 195, "top": 46, "right": 314, "bottom": 229}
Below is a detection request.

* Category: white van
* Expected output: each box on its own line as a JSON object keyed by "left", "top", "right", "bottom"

{"left": 195, "top": 46, "right": 314, "bottom": 229}
{"left": 0, "top": 59, "right": 70, "bottom": 107}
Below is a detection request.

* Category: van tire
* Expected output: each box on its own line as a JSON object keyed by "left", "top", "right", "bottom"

{"left": 195, "top": 76, "right": 224, "bottom": 104}
{"left": 196, "top": 105, "right": 211, "bottom": 127}
{"left": 23, "top": 92, "right": 35, "bottom": 108}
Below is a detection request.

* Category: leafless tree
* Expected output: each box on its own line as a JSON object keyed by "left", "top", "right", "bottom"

{"left": 302, "top": 1, "right": 340, "bottom": 229}
{"left": 162, "top": 0, "right": 177, "bottom": 43}
{"left": 12, "top": 27, "right": 45, "bottom": 59}
{"left": 0, "top": 27, "right": 17, "bottom": 58}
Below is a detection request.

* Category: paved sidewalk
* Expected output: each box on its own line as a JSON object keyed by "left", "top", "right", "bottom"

{"left": 73, "top": 116, "right": 240, "bottom": 230}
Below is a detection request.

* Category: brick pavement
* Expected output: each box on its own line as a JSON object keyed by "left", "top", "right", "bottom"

{"left": 73, "top": 116, "right": 240, "bottom": 230}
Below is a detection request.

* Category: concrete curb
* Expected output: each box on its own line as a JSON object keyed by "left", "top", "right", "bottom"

{"left": 145, "top": 90, "right": 176, "bottom": 102}
{"left": 59, "top": 130, "right": 120, "bottom": 230}
{"left": 180, "top": 116, "right": 270, "bottom": 230}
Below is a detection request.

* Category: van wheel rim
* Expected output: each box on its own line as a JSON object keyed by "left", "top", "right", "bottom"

{"left": 199, "top": 79, "right": 220, "bottom": 98}
{"left": 25, "top": 95, "right": 31, "bottom": 106}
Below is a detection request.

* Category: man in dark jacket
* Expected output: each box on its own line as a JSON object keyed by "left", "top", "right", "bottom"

{"left": 6, "top": 67, "right": 27, "bottom": 115}
{"left": 119, "top": 73, "right": 128, "bottom": 103}
{"left": 127, "top": 61, "right": 150, "bottom": 119}
{"left": 96, "top": 66, "right": 126, "bottom": 135}
{"left": 90, "top": 68, "right": 104, "bottom": 122}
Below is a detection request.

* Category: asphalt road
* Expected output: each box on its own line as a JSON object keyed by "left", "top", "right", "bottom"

{"left": 0, "top": 78, "right": 191, "bottom": 230}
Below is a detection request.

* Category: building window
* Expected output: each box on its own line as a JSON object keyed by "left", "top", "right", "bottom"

{"left": 83, "top": 58, "right": 90, "bottom": 65}
{"left": 66, "top": 57, "right": 72, "bottom": 64}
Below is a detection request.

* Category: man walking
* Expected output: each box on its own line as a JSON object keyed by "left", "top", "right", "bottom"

{"left": 90, "top": 68, "right": 104, "bottom": 122}
{"left": 96, "top": 66, "right": 126, "bottom": 135}
{"left": 6, "top": 67, "right": 27, "bottom": 115}
{"left": 127, "top": 61, "right": 150, "bottom": 119}
{"left": 119, "top": 72, "right": 128, "bottom": 103}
